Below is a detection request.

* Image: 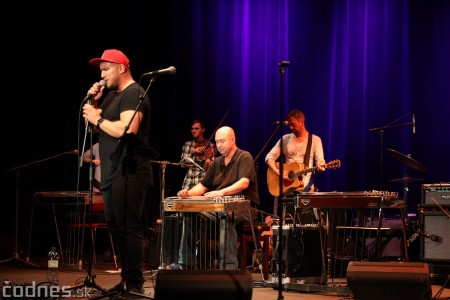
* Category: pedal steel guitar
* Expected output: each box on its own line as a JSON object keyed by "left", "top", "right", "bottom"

{"left": 161, "top": 196, "right": 250, "bottom": 269}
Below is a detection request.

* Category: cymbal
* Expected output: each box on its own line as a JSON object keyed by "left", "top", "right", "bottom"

{"left": 389, "top": 177, "right": 424, "bottom": 183}
{"left": 385, "top": 148, "right": 428, "bottom": 173}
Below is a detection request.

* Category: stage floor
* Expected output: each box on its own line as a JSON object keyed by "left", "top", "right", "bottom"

{"left": 0, "top": 257, "right": 448, "bottom": 300}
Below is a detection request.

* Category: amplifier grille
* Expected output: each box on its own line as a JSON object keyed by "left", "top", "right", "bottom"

{"left": 420, "top": 214, "right": 450, "bottom": 262}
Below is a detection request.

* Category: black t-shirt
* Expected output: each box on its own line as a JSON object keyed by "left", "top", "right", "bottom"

{"left": 98, "top": 82, "right": 152, "bottom": 189}
{"left": 201, "top": 148, "right": 259, "bottom": 206}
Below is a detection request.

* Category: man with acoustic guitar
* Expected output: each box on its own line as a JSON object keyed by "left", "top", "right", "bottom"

{"left": 265, "top": 109, "right": 328, "bottom": 217}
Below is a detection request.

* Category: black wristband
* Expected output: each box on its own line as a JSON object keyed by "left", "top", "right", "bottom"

{"left": 96, "top": 117, "right": 104, "bottom": 127}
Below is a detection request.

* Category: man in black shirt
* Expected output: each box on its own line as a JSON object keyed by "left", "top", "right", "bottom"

{"left": 176, "top": 126, "right": 259, "bottom": 270}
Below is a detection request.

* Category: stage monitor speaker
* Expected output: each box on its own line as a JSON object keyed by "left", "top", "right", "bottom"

{"left": 154, "top": 270, "right": 253, "bottom": 300}
{"left": 347, "top": 261, "right": 431, "bottom": 300}
{"left": 420, "top": 213, "right": 450, "bottom": 262}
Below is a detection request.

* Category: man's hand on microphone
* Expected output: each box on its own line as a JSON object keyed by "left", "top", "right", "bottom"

{"left": 86, "top": 81, "right": 105, "bottom": 102}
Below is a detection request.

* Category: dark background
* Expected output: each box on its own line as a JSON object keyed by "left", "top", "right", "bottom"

{"left": 1, "top": 1, "right": 449, "bottom": 260}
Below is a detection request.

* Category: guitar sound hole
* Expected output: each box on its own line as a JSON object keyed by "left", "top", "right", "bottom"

{"left": 288, "top": 171, "right": 295, "bottom": 180}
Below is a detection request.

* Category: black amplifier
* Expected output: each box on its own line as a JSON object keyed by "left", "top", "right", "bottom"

{"left": 421, "top": 183, "right": 450, "bottom": 207}
{"left": 271, "top": 225, "right": 323, "bottom": 279}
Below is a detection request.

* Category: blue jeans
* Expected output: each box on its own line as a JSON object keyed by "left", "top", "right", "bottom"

{"left": 177, "top": 208, "right": 258, "bottom": 270}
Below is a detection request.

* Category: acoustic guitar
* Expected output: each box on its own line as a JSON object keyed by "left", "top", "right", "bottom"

{"left": 267, "top": 159, "right": 341, "bottom": 196}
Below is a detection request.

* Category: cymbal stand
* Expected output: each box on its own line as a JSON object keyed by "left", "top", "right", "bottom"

{"left": 368, "top": 112, "right": 414, "bottom": 191}
{"left": 369, "top": 113, "right": 415, "bottom": 260}
{"left": 2, "top": 150, "right": 76, "bottom": 268}
{"left": 400, "top": 164, "right": 410, "bottom": 219}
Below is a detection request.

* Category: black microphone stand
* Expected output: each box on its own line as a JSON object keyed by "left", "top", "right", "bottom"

{"left": 65, "top": 99, "right": 108, "bottom": 296}
{"left": 149, "top": 160, "right": 180, "bottom": 269}
{"left": 276, "top": 60, "right": 289, "bottom": 300}
{"left": 1, "top": 151, "right": 76, "bottom": 269}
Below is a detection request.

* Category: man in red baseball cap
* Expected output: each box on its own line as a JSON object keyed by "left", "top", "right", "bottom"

{"left": 83, "top": 49, "right": 153, "bottom": 297}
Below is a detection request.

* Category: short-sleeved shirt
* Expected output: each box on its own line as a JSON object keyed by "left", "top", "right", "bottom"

{"left": 201, "top": 148, "right": 259, "bottom": 206}
{"left": 98, "top": 82, "right": 153, "bottom": 190}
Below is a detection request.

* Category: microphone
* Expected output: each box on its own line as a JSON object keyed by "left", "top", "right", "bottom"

{"left": 274, "top": 121, "right": 288, "bottom": 126}
{"left": 412, "top": 113, "right": 416, "bottom": 134}
{"left": 182, "top": 155, "right": 205, "bottom": 172}
{"left": 83, "top": 80, "right": 106, "bottom": 102}
{"left": 430, "top": 234, "right": 442, "bottom": 243}
{"left": 142, "top": 66, "right": 176, "bottom": 77}
{"left": 421, "top": 232, "right": 443, "bottom": 243}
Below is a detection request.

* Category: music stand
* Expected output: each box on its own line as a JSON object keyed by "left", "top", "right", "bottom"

{"left": 2, "top": 150, "right": 76, "bottom": 268}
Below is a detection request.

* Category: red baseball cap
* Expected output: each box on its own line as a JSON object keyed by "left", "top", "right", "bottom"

{"left": 89, "top": 49, "right": 130, "bottom": 67}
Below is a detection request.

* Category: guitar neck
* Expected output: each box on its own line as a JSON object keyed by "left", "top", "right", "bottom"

{"left": 295, "top": 165, "right": 318, "bottom": 176}
{"left": 294, "top": 161, "right": 336, "bottom": 177}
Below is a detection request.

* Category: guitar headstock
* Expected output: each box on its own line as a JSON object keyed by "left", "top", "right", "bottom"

{"left": 326, "top": 159, "right": 341, "bottom": 170}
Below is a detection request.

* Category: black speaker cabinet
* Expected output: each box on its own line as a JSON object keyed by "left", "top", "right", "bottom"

{"left": 271, "top": 225, "right": 291, "bottom": 274}
{"left": 146, "top": 226, "right": 161, "bottom": 268}
{"left": 420, "top": 212, "right": 450, "bottom": 262}
{"left": 347, "top": 261, "right": 431, "bottom": 300}
{"left": 271, "top": 225, "right": 323, "bottom": 279}
{"left": 154, "top": 270, "right": 253, "bottom": 300}
{"left": 421, "top": 183, "right": 450, "bottom": 207}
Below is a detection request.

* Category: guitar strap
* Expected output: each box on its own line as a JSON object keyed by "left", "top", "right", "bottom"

{"left": 304, "top": 132, "right": 313, "bottom": 167}
{"left": 301, "top": 132, "right": 317, "bottom": 220}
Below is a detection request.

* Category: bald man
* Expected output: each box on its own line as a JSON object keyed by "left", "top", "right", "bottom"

{"left": 174, "top": 126, "right": 259, "bottom": 270}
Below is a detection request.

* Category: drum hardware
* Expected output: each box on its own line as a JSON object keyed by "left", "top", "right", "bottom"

{"left": 386, "top": 148, "right": 428, "bottom": 173}
{"left": 389, "top": 177, "right": 424, "bottom": 183}
{"left": 369, "top": 113, "right": 418, "bottom": 191}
